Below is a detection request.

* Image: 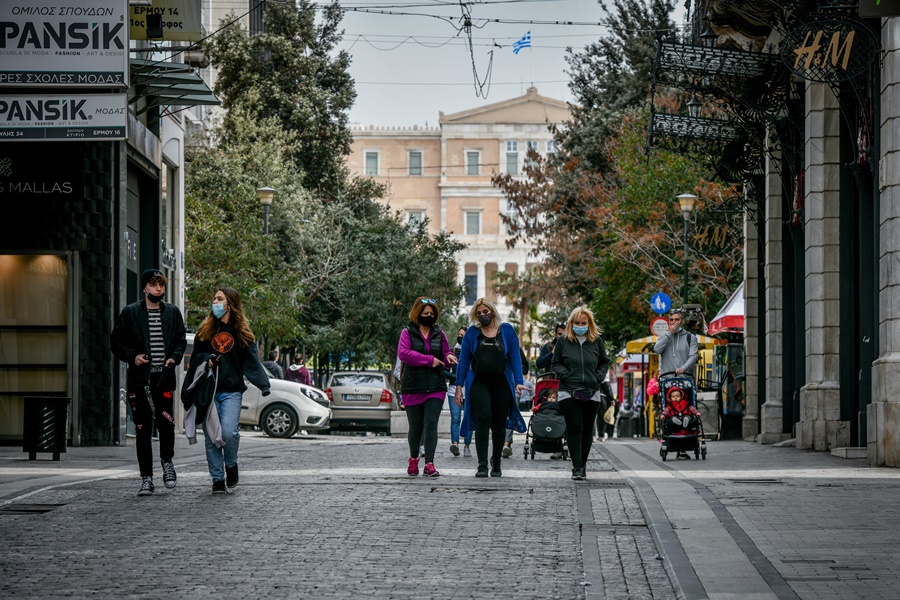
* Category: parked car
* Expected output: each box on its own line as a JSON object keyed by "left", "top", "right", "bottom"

{"left": 325, "top": 371, "right": 398, "bottom": 434}
{"left": 184, "top": 334, "right": 330, "bottom": 438}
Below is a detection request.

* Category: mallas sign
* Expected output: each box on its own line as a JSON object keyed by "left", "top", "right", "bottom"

{"left": 0, "top": 0, "right": 127, "bottom": 87}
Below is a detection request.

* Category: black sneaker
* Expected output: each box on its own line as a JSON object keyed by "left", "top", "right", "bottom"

{"left": 138, "top": 476, "right": 154, "bottom": 496}
{"left": 212, "top": 480, "right": 226, "bottom": 494}
{"left": 161, "top": 460, "right": 177, "bottom": 489}
{"left": 490, "top": 460, "right": 502, "bottom": 477}
{"left": 225, "top": 463, "right": 239, "bottom": 492}
{"left": 475, "top": 464, "right": 489, "bottom": 478}
{"left": 572, "top": 468, "right": 585, "bottom": 481}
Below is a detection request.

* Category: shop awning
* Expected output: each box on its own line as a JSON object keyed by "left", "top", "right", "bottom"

{"left": 618, "top": 353, "right": 651, "bottom": 373}
{"left": 129, "top": 58, "right": 219, "bottom": 114}
{"left": 708, "top": 283, "right": 745, "bottom": 335}
{"left": 625, "top": 334, "right": 724, "bottom": 354}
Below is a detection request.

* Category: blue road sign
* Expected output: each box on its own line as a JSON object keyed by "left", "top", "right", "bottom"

{"left": 650, "top": 292, "right": 671, "bottom": 315}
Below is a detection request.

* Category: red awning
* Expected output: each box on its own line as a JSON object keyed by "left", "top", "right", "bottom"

{"left": 708, "top": 283, "right": 744, "bottom": 335}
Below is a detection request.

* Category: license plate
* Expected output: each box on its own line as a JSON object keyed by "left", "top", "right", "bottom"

{"left": 344, "top": 394, "right": 370, "bottom": 401}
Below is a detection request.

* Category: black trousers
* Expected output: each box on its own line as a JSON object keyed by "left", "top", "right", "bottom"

{"left": 127, "top": 371, "right": 175, "bottom": 477}
{"left": 559, "top": 397, "right": 601, "bottom": 470}
{"left": 406, "top": 397, "right": 443, "bottom": 463}
{"left": 470, "top": 373, "right": 510, "bottom": 467}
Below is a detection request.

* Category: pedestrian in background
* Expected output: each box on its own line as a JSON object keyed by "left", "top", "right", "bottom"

{"left": 286, "top": 353, "right": 312, "bottom": 386}
{"left": 447, "top": 326, "right": 472, "bottom": 458}
{"left": 111, "top": 269, "right": 186, "bottom": 496}
{"left": 263, "top": 349, "right": 284, "bottom": 379}
{"left": 551, "top": 306, "right": 610, "bottom": 480}
{"left": 454, "top": 298, "right": 527, "bottom": 478}
{"left": 536, "top": 322, "right": 566, "bottom": 371}
{"left": 503, "top": 348, "right": 532, "bottom": 458}
{"left": 193, "top": 287, "right": 270, "bottom": 494}
{"left": 398, "top": 297, "right": 457, "bottom": 477}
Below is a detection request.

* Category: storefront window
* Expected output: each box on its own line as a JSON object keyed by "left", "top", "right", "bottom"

{"left": 0, "top": 255, "right": 69, "bottom": 439}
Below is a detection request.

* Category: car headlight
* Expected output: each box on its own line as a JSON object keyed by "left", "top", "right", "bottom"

{"left": 304, "top": 388, "right": 326, "bottom": 402}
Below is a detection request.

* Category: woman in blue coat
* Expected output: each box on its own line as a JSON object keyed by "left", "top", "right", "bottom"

{"left": 454, "top": 298, "right": 527, "bottom": 477}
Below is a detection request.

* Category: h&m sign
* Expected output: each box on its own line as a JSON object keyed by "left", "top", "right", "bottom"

{"left": 781, "top": 18, "right": 879, "bottom": 83}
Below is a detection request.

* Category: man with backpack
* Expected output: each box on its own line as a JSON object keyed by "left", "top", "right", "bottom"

{"left": 654, "top": 309, "right": 699, "bottom": 376}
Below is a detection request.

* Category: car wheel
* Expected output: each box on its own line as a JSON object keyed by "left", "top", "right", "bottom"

{"left": 260, "top": 404, "right": 298, "bottom": 438}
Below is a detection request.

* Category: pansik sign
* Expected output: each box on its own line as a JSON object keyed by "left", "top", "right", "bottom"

{"left": 130, "top": 0, "right": 202, "bottom": 42}
{"left": 0, "top": 0, "right": 128, "bottom": 88}
{"left": 0, "top": 94, "right": 127, "bottom": 140}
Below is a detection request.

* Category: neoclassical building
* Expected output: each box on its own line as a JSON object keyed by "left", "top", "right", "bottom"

{"left": 349, "top": 87, "right": 571, "bottom": 322}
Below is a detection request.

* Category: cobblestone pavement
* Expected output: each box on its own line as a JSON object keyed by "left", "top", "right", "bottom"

{"left": 9, "top": 433, "right": 898, "bottom": 600}
{"left": 0, "top": 433, "right": 674, "bottom": 600}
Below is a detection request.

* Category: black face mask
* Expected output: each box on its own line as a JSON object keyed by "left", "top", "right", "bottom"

{"left": 419, "top": 315, "right": 436, "bottom": 327}
{"left": 146, "top": 292, "right": 164, "bottom": 303}
{"left": 457, "top": 336, "right": 464, "bottom": 344}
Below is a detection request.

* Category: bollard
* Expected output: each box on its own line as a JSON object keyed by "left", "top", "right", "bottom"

{"left": 23, "top": 397, "right": 70, "bottom": 461}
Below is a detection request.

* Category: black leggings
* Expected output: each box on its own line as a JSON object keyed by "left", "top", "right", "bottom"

{"left": 406, "top": 397, "right": 443, "bottom": 463}
{"left": 470, "top": 373, "right": 511, "bottom": 466}
{"left": 127, "top": 371, "right": 175, "bottom": 477}
{"left": 559, "top": 397, "right": 601, "bottom": 470}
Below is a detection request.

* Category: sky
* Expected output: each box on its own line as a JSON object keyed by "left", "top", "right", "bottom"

{"left": 337, "top": 0, "right": 687, "bottom": 127}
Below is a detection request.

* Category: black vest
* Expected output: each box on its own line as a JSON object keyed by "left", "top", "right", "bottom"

{"left": 400, "top": 323, "right": 448, "bottom": 395}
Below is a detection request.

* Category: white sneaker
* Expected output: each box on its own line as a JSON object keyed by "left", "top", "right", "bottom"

{"left": 463, "top": 446, "right": 472, "bottom": 458}
{"left": 602, "top": 433, "right": 609, "bottom": 441}
{"left": 613, "top": 432, "right": 618, "bottom": 439}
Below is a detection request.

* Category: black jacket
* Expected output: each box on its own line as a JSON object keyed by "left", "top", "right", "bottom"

{"left": 551, "top": 335, "right": 610, "bottom": 394}
{"left": 110, "top": 300, "right": 186, "bottom": 389}
{"left": 400, "top": 323, "right": 448, "bottom": 395}
{"left": 192, "top": 322, "right": 270, "bottom": 395}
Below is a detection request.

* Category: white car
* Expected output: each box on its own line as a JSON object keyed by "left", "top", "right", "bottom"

{"left": 184, "top": 334, "right": 330, "bottom": 438}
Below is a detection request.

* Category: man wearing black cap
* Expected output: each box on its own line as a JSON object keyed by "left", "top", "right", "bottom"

{"left": 111, "top": 269, "right": 187, "bottom": 496}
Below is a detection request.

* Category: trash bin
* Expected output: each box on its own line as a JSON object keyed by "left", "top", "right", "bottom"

{"left": 23, "top": 396, "right": 70, "bottom": 461}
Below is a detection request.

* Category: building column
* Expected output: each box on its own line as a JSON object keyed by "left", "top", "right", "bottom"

{"left": 869, "top": 19, "right": 900, "bottom": 465}
{"left": 476, "top": 261, "right": 486, "bottom": 300}
{"left": 798, "top": 80, "right": 849, "bottom": 451}
{"left": 760, "top": 145, "right": 790, "bottom": 443}
{"left": 743, "top": 186, "right": 760, "bottom": 440}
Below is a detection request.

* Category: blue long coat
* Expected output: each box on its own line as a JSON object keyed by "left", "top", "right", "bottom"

{"left": 456, "top": 322, "right": 528, "bottom": 436}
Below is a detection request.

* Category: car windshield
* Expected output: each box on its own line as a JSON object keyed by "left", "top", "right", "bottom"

{"left": 331, "top": 373, "right": 385, "bottom": 387}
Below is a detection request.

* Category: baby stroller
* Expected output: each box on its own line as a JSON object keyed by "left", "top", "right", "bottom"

{"left": 523, "top": 373, "right": 568, "bottom": 460}
{"left": 658, "top": 373, "right": 707, "bottom": 461}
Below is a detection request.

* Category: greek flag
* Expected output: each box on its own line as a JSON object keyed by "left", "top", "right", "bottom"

{"left": 513, "top": 31, "right": 531, "bottom": 54}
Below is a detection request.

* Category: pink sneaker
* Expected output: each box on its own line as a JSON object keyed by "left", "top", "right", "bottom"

{"left": 423, "top": 462, "right": 440, "bottom": 477}
{"left": 408, "top": 457, "right": 419, "bottom": 476}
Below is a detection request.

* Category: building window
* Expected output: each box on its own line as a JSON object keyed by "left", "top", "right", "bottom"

{"left": 466, "top": 151, "right": 480, "bottom": 175}
{"left": 365, "top": 151, "right": 379, "bottom": 176}
{"left": 506, "top": 152, "right": 518, "bottom": 175}
{"left": 506, "top": 141, "right": 518, "bottom": 152}
{"left": 525, "top": 140, "right": 540, "bottom": 167}
{"left": 465, "top": 211, "right": 481, "bottom": 235}
{"left": 464, "top": 274, "right": 478, "bottom": 306}
{"left": 407, "top": 210, "right": 425, "bottom": 225}
{"left": 546, "top": 140, "right": 558, "bottom": 154}
{"left": 503, "top": 201, "right": 517, "bottom": 235}
{"left": 408, "top": 150, "right": 423, "bottom": 176}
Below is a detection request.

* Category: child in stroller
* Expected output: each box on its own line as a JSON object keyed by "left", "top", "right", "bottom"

{"left": 523, "top": 375, "right": 568, "bottom": 460}
{"left": 658, "top": 373, "right": 707, "bottom": 461}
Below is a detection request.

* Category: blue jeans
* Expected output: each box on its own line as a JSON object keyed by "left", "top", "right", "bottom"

{"left": 204, "top": 391, "right": 242, "bottom": 481}
{"left": 447, "top": 389, "right": 471, "bottom": 445}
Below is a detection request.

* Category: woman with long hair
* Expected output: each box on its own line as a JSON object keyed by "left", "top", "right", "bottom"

{"left": 397, "top": 297, "right": 457, "bottom": 477}
{"left": 551, "top": 306, "right": 610, "bottom": 480}
{"left": 454, "top": 298, "right": 527, "bottom": 477}
{"left": 193, "top": 287, "right": 270, "bottom": 494}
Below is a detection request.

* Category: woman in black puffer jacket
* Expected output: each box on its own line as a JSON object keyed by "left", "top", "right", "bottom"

{"left": 551, "top": 306, "right": 610, "bottom": 481}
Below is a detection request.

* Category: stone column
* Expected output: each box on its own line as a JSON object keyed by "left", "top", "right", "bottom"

{"left": 869, "top": 18, "right": 900, "bottom": 465}
{"left": 797, "top": 80, "right": 849, "bottom": 451}
{"left": 759, "top": 144, "right": 790, "bottom": 443}
{"left": 476, "top": 261, "right": 486, "bottom": 301}
{"left": 743, "top": 186, "right": 760, "bottom": 440}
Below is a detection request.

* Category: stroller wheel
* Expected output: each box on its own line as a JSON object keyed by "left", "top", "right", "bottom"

{"left": 530, "top": 447, "right": 535, "bottom": 459}
{"left": 523, "top": 445, "right": 529, "bottom": 459}
{"left": 562, "top": 450, "right": 568, "bottom": 461}
{"left": 661, "top": 451, "right": 667, "bottom": 461}
{"left": 701, "top": 447, "right": 707, "bottom": 460}
{"left": 695, "top": 449, "right": 700, "bottom": 460}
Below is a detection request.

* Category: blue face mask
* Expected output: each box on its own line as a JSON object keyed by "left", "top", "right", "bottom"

{"left": 212, "top": 303, "right": 226, "bottom": 319}
{"left": 573, "top": 325, "right": 589, "bottom": 336}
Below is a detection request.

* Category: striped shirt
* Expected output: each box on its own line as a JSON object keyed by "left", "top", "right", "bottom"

{"left": 147, "top": 308, "right": 165, "bottom": 370}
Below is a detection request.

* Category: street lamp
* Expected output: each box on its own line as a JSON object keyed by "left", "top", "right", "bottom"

{"left": 686, "top": 96, "right": 702, "bottom": 118}
{"left": 677, "top": 193, "right": 697, "bottom": 304}
{"left": 257, "top": 186, "right": 275, "bottom": 236}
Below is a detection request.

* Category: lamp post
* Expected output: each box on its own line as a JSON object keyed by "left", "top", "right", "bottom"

{"left": 677, "top": 193, "right": 697, "bottom": 304}
{"left": 686, "top": 96, "right": 702, "bottom": 118}
{"left": 257, "top": 186, "right": 275, "bottom": 235}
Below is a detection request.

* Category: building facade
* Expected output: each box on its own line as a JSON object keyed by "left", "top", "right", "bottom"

{"left": 349, "top": 87, "right": 570, "bottom": 323}
{"left": 654, "top": 1, "right": 900, "bottom": 465}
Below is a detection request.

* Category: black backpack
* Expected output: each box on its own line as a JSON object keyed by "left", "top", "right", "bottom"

{"left": 472, "top": 331, "right": 506, "bottom": 374}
